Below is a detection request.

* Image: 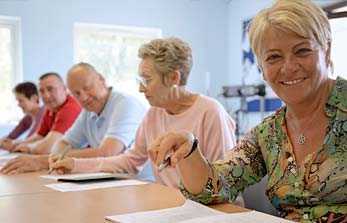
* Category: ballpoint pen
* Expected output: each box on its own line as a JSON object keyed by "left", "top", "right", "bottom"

{"left": 158, "top": 152, "right": 172, "bottom": 172}
{"left": 48, "top": 144, "right": 72, "bottom": 174}
{"left": 157, "top": 138, "right": 198, "bottom": 172}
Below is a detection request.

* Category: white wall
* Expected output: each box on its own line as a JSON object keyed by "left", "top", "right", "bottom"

{"left": 226, "top": 0, "right": 272, "bottom": 86}
{"left": 0, "top": 0, "right": 229, "bottom": 97}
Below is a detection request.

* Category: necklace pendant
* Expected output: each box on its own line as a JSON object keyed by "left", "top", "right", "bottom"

{"left": 298, "top": 134, "right": 306, "bottom": 145}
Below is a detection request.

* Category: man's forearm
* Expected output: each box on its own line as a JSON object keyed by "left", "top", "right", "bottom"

{"left": 31, "top": 132, "right": 63, "bottom": 155}
{"left": 67, "top": 142, "right": 125, "bottom": 158}
{"left": 30, "top": 140, "right": 50, "bottom": 154}
{"left": 67, "top": 148, "right": 107, "bottom": 158}
{"left": 33, "top": 154, "right": 50, "bottom": 170}
{"left": 22, "top": 134, "right": 42, "bottom": 144}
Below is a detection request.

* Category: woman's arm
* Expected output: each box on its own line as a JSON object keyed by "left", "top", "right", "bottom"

{"left": 149, "top": 130, "right": 267, "bottom": 204}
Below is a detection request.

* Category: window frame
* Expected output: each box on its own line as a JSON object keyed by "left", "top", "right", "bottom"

{"left": 73, "top": 22, "right": 162, "bottom": 63}
{"left": 0, "top": 15, "right": 23, "bottom": 125}
{"left": 0, "top": 15, "right": 23, "bottom": 86}
{"left": 72, "top": 22, "right": 162, "bottom": 96}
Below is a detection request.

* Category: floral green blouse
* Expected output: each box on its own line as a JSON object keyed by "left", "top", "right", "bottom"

{"left": 181, "top": 77, "right": 347, "bottom": 222}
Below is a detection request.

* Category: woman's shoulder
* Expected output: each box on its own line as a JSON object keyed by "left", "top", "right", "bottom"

{"left": 334, "top": 76, "right": 347, "bottom": 95}
{"left": 327, "top": 76, "right": 347, "bottom": 112}
{"left": 254, "top": 106, "right": 286, "bottom": 132}
{"left": 196, "top": 94, "right": 227, "bottom": 112}
{"left": 140, "top": 106, "right": 163, "bottom": 122}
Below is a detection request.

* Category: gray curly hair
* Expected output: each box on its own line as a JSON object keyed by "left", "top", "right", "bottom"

{"left": 138, "top": 37, "right": 193, "bottom": 86}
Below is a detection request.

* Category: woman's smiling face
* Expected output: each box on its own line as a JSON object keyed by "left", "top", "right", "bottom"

{"left": 260, "top": 28, "right": 330, "bottom": 105}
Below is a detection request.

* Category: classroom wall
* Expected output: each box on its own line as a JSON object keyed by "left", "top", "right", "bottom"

{"left": 0, "top": 0, "right": 229, "bottom": 97}
{"left": 226, "top": 0, "right": 271, "bottom": 86}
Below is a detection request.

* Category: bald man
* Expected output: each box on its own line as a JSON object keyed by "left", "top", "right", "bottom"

{"left": 1, "top": 64, "right": 147, "bottom": 174}
{"left": 52, "top": 62, "right": 147, "bottom": 158}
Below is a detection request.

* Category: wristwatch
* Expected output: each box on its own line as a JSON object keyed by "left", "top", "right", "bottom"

{"left": 184, "top": 138, "right": 199, "bottom": 159}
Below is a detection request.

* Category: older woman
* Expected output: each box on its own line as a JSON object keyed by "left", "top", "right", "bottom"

{"left": 0, "top": 82, "right": 44, "bottom": 151}
{"left": 148, "top": 0, "right": 347, "bottom": 222}
{"left": 51, "top": 38, "right": 240, "bottom": 193}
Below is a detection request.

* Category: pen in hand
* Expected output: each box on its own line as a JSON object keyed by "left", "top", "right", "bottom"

{"left": 158, "top": 152, "right": 173, "bottom": 172}
{"left": 48, "top": 144, "right": 72, "bottom": 174}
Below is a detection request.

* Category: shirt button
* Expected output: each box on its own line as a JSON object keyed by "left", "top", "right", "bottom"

{"left": 303, "top": 214, "right": 309, "bottom": 220}
{"left": 294, "top": 182, "right": 299, "bottom": 188}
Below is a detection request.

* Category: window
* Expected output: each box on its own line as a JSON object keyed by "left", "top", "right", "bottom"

{"left": 330, "top": 18, "right": 347, "bottom": 79}
{"left": 74, "top": 23, "right": 162, "bottom": 96}
{"left": 0, "top": 16, "right": 22, "bottom": 125}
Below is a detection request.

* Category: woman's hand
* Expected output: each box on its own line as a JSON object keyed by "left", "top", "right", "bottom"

{"left": 148, "top": 131, "right": 195, "bottom": 168}
{"left": 149, "top": 131, "right": 210, "bottom": 194}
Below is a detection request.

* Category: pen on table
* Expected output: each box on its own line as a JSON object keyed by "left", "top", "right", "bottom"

{"left": 48, "top": 144, "right": 72, "bottom": 174}
{"left": 158, "top": 152, "right": 172, "bottom": 172}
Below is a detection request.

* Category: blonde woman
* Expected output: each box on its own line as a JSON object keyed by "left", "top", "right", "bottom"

{"left": 148, "top": 0, "right": 347, "bottom": 222}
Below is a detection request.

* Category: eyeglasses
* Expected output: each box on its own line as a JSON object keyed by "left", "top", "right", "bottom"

{"left": 136, "top": 76, "right": 152, "bottom": 88}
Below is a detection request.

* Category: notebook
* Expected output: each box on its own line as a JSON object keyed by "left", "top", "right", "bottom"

{"left": 41, "top": 172, "right": 133, "bottom": 182}
{"left": 105, "top": 199, "right": 294, "bottom": 223}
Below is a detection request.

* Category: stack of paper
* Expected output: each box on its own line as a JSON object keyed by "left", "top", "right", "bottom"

{"left": 179, "top": 211, "right": 294, "bottom": 223}
{"left": 42, "top": 172, "right": 148, "bottom": 192}
{"left": 105, "top": 200, "right": 224, "bottom": 223}
{"left": 45, "top": 179, "right": 148, "bottom": 192}
{"left": 106, "top": 200, "right": 294, "bottom": 223}
{"left": 40, "top": 172, "right": 128, "bottom": 181}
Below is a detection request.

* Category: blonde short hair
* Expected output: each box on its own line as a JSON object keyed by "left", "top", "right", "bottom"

{"left": 249, "top": 0, "right": 331, "bottom": 63}
{"left": 138, "top": 37, "right": 193, "bottom": 86}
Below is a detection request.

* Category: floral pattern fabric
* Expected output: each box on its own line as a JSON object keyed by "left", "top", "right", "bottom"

{"left": 181, "top": 77, "right": 347, "bottom": 222}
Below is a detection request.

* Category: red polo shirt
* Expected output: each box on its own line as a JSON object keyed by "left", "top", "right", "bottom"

{"left": 37, "top": 95, "right": 81, "bottom": 136}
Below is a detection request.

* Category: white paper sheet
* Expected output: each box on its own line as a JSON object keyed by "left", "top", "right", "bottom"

{"left": 180, "top": 211, "right": 294, "bottom": 223}
{"left": 105, "top": 200, "right": 224, "bottom": 223}
{"left": 45, "top": 179, "right": 148, "bottom": 192}
{"left": 40, "top": 172, "right": 119, "bottom": 180}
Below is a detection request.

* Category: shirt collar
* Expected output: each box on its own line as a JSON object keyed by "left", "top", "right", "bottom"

{"left": 90, "top": 87, "right": 113, "bottom": 119}
{"left": 47, "top": 95, "right": 72, "bottom": 117}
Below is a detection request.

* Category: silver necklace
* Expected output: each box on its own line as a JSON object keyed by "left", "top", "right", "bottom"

{"left": 287, "top": 110, "right": 321, "bottom": 145}
{"left": 297, "top": 133, "right": 306, "bottom": 145}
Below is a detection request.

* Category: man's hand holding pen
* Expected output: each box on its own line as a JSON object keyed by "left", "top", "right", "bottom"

{"left": 48, "top": 144, "right": 73, "bottom": 174}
